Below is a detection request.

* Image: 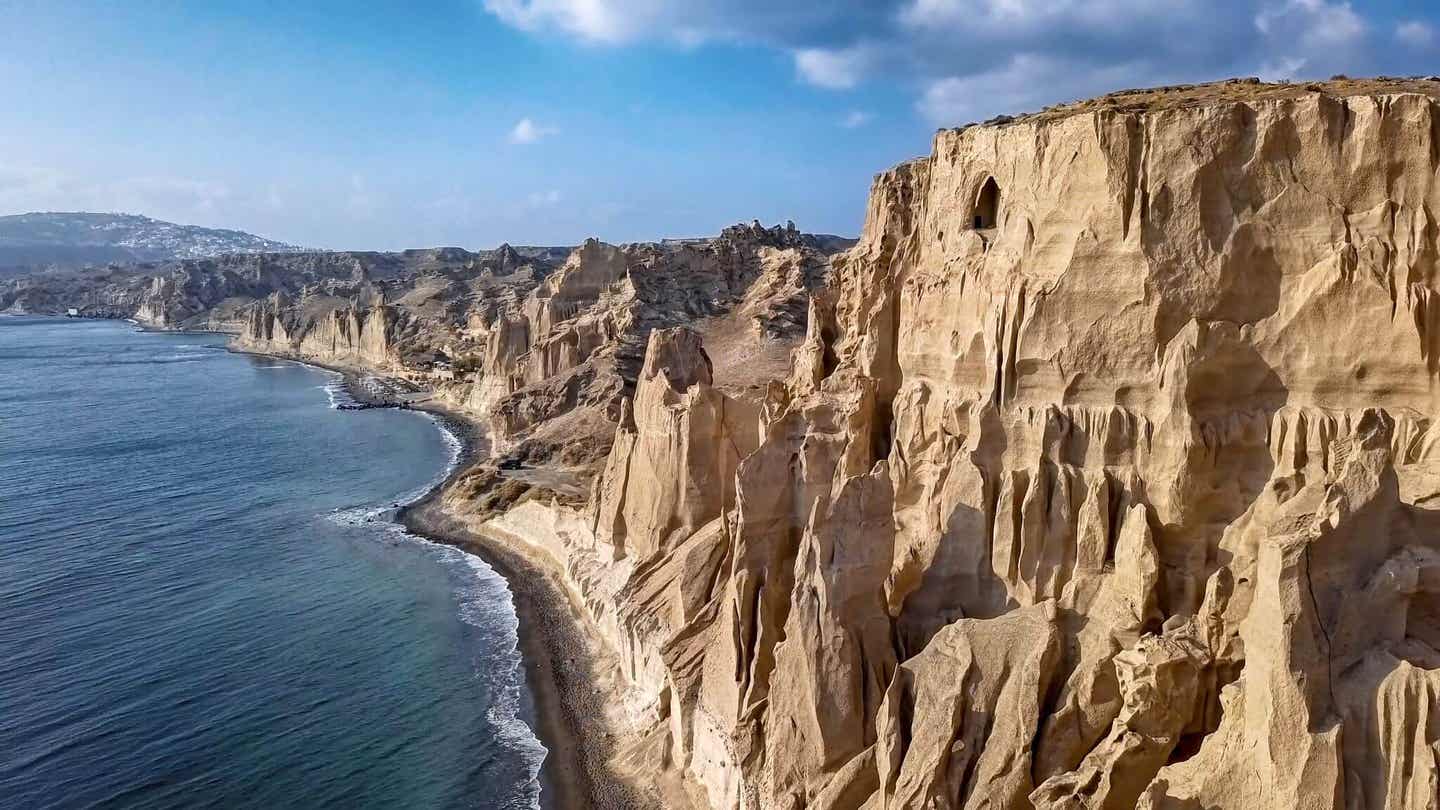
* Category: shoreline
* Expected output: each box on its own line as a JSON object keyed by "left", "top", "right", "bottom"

{"left": 397, "top": 407, "right": 656, "bottom": 810}
{"left": 228, "top": 344, "right": 651, "bottom": 810}
{"left": 398, "top": 477, "right": 650, "bottom": 810}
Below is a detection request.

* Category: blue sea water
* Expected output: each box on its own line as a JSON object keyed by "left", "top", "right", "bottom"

{"left": 0, "top": 316, "right": 545, "bottom": 809}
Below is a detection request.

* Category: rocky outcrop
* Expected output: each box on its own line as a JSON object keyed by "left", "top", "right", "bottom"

{"left": 460, "top": 223, "right": 838, "bottom": 480}
{"left": 0, "top": 244, "right": 564, "bottom": 329}
{"left": 457, "top": 78, "right": 1440, "bottom": 810}
{"left": 131, "top": 251, "right": 392, "bottom": 328}
{"left": 235, "top": 290, "right": 407, "bottom": 370}
{"left": 2, "top": 223, "right": 842, "bottom": 518}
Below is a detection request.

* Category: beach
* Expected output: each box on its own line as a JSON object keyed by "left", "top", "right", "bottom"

{"left": 400, "top": 482, "right": 650, "bottom": 810}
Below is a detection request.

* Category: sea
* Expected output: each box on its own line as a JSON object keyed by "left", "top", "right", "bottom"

{"left": 0, "top": 315, "right": 546, "bottom": 809}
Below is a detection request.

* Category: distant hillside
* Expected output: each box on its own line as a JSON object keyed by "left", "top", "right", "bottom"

{"left": 0, "top": 212, "right": 303, "bottom": 270}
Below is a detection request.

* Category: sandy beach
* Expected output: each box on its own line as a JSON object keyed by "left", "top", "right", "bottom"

{"left": 400, "top": 488, "right": 650, "bottom": 810}
{"left": 396, "top": 404, "right": 653, "bottom": 810}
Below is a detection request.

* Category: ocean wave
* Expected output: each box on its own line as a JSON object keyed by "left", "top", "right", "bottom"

{"left": 67, "top": 353, "right": 215, "bottom": 366}
{"left": 243, "top": 356, "right": 354, "bottom": 409}
{"left": 320, "top": 413, "right": 543, "bottom": 809}
{"left": 323, "top": 413, "right": 460, "bottom": 529}
{"left": 438, "top": 542, "right": 548, "bottom": 808}
{"left": 325, "top": 502, "right": 394, "bottom": 528}
{"left": 318, "top": 376, "right": 357, "bottom": 410}
{"left": 420, "top": 415, "right": 463, "bottom": 486}
{"left": 323, "top": 517, "right": 547, "bottom": 809}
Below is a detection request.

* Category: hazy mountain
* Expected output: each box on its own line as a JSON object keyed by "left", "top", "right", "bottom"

{"left": 0, "top": 212, "right": 303, "bottom": 271}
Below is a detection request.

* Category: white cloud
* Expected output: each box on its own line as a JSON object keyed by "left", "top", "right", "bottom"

{"left": 482, "top": 0, "right": 1425, "bottom": 132}
{"left": 1396, "top": 20, "right": 1435, "bottom": 48}
{"left": 1256, "top": 56, "right": 1309, "bottom": 81}
{"left": 480, "top": 0, "right": 873, "bottom": 47}
{"left": 794, "top": 45, "right": 872, "bottom": 89}
{"left": 526, "top": 189, "right": 563, "bottom": 208}
{"left": 918, "top": 53, "right": 1151, "bottom": 124}
{"left": 1255, "top": 0, "right": 1365, "bottom": 48}
{"left": 483, "top": 0, "right": 634, "bottom": 43}
{"left": 1251, "top": 0, "right": 1369, "bottom": 79}
{"left": 840, "top": 110, "right": 872, "bottom": 128}
{"left": 901, "top": 0, "right": 1196, "bottom": 34}
{"left": 0, "top": 165, "right": 66, "bottom": 197}
{"left": 509, "top": 117, "right": 559, "bottom": 144}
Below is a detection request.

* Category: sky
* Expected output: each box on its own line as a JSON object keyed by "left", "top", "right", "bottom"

{"left": 2, "top": 0, "right": 1438, "bottom": 250}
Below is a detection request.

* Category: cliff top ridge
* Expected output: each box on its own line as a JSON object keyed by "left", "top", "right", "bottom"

{"left": 948, "top": 74, "right": 1440, "bottom": 132}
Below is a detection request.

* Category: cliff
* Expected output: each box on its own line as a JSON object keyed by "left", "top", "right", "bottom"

{"left": 456, "top": 77, "right": 1440, "bottom": 809}
{"left": 462, "top": 222, "right": 834, "bottom": 478}
{"left": 235, "top": 290, "right": 408, "bottom": 370}
{"left": 2, "top": 224, "right": 842, "bottom": 447}
{"left": 0, "top": 245, "right": 568, "bottom": 329}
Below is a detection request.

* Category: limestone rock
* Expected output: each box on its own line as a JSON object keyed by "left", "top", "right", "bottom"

{"left": 458, "top": 78, "right": 1440, "bottom": 810}
{"left": 464, "top": 227, "right": 838, "bottom": 466}
{"left": 590, "top": 327, "right": 762, "bottom": 560}
{"left": 876, "top": 602, "right": 1061, "bottom": 810}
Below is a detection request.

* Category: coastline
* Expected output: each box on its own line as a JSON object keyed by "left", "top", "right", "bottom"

{"left": 399, "top": 476, "right": 651, "bottom": 810}
{"left": 228, "top": 344, "right": 652, "bottom": 810}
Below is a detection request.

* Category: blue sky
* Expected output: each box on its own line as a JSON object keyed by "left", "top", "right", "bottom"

{"left": 2, "top": 0, "right": 1438, "bottom": 250}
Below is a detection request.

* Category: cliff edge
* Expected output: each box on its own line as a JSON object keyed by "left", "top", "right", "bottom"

{"left": 463, "top": 77, "right": 1440, "bottom": 809}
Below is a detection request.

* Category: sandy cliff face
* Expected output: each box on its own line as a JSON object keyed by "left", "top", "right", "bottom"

{"left": 236, "top": 291, "right": 407, "bottom": 369}
{"left": 466, "top": 79, "right": 1440, "bottom": 809}
{"left": 131, "top": 252, "right": 387, "bottom": 329}
{"left": 460, "top": 222, "right": 835, "bottom": 479}
{"left": 227, "top": 247, "right": 562, "bottom": 374}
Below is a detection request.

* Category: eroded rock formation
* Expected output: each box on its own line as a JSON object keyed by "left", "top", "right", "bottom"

{"left": 237, "top": 290, "right": 407, "bottom": 369}
{"left": 459, "top": 78, "right": 1440, "bottom": 809}
{"left": 225, "top": 222, "right": 842, "bottom": 509}
{"left": 466, "top": 222, "right": 836, "bottom": 460}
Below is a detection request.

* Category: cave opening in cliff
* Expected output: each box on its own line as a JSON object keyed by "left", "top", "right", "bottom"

{"left": 973, "top": 176, "right": 1001, "bottom": 230}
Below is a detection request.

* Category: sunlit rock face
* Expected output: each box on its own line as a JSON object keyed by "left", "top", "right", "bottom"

{"left": 236, "top": 290, "right": 407, "bottom": 370}
{"left": 461, "top": 223, "right": 837, "bottom": 467}
{"left": 491, "top": 78, "right": 1440, "bottom": 810}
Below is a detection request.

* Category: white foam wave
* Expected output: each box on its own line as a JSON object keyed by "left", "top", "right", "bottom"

{"left": 326, "top": 502, "right": 394, "bottom": 527}
{"left": 318, "top": 375, "right": 357, "bottom": 410}
{"left": 422, "top": 414, "right": 464, "bottom": 484}
{"left": 318, "top": 382, "right": 541, "bottom": 807}
{"left": 323, "top": 405, "right": 461, "bottom": 529}
{"left": 318, "top": 514, "right": 549, "bottom": 808}
{"left": 440, "top": 542, "right": 548, "bottom": 806}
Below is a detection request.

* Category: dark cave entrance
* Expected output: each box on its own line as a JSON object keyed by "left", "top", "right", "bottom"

{"left": 972, "top": 176, "right": 1001, "bottom": 230}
